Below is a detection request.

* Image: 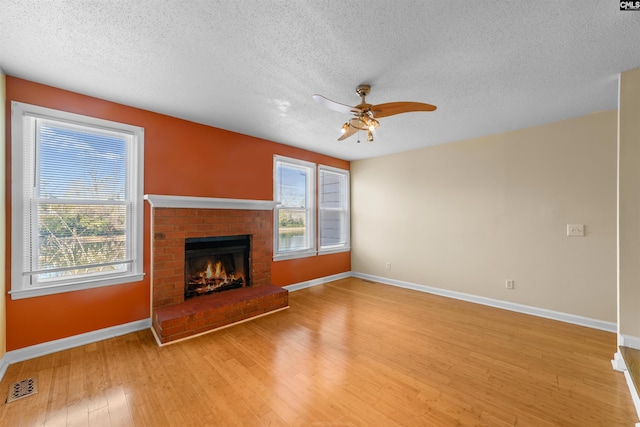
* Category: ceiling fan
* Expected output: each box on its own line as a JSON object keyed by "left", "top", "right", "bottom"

{"left": 312, "top": 84, "right": 437, "bottom": 142}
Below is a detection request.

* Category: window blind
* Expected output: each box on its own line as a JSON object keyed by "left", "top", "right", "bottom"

{"left": 22, "top": 115, "right": 133, "bottom": 284}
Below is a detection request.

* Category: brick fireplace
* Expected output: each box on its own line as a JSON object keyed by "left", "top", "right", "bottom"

{"left": 146, "top": 195, "right": 289, "bottom": 344}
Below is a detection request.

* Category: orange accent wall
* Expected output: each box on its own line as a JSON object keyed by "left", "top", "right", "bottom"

{"left": 5, "top": 77, "right": 350, "bottom": 350}
{"left": 271, "top": 252, "right": 351, "bottom": 286}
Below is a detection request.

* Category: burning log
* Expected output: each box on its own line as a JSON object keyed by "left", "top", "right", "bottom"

{"left": 185, "top": 258, "right": 246, "bottom": 299}
{"left": 186, "top": 277, "right": 244, "bottom": 299}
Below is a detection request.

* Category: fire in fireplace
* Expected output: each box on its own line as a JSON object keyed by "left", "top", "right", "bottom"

{"left": 184, "top": 235, "right": 251, "bottom": 299}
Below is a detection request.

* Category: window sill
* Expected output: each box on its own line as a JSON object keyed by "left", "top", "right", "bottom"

{"left": 273, "top": 250, "right": 316, "bottom": 262}
{"left": 318, "top": 246, "right": 351, "bottom": 256}
{"left": 9, "top": 273, "right": 145, "bottom": 300}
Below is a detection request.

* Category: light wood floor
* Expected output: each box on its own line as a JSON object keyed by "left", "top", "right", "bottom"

{"left": 0, "top": 278, "right": 636, "bottom": 426}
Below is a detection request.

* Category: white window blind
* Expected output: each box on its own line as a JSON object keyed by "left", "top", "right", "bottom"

{"left": 11, "top": 102, "right": 144, "bottom": 298}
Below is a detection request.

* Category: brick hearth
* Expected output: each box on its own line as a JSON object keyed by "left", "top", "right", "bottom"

{"left": 153, "top": 285, "right": 288, "bottom": 344}
{"left": 149, "top": 205, "right": 288, "bottom": 343}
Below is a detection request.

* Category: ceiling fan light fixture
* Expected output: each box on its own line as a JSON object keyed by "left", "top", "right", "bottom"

{"left": 314, "top": 85, "right": 437, "bottom": 143}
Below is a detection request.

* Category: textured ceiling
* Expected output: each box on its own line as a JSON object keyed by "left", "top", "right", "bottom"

{"left": 1, "top": 1, "right": 640, "bottom": 161}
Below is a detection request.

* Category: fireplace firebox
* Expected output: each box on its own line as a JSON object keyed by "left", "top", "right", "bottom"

{"left": 184, "top": 235, "right": 251, "bottom": 299}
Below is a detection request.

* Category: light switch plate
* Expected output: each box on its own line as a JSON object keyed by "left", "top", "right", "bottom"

{"left": 567, "top": 224, "right": 585, "bottom": 237}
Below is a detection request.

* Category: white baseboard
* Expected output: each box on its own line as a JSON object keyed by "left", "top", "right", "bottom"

{"left": 282, "top": 271, "right": 351, "bottom": 292}
{"left": 627, "top": 369, "right": 640, "bottom": 423}
{"left": 613, "top": 351, "right": 640, "bottom": 421}
{"left": 613, "top": 351, "right": 627, "bottom": 372}
{"left": 620, "top": 334, "right": 640, "bottom": 350}
{"left": 614, "top": 337, "right": 640, "bottom": 423}
{"left": 0, "top": 318, "right": 151, "bottom": 381}
{"left": 0, "top": 354, "right": 9, "bottom": 383}
{"left": 351, "top": 272, "right": 617, "bottom": 333}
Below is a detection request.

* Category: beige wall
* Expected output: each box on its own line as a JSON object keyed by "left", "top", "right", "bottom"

{"left": 619, "top": 67, "right": 640, "bottom": 339}
{"left": 0, "top": 70, "right": 6, "bottom": 360}
{"left": 352, "top": 110, "right": 618, "bottom": 322}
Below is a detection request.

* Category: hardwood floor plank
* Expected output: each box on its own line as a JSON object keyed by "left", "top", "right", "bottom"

{"left": 103, "top": 386, "right": 134, "bottom": 427}
{"left": 44, "top": 352, "right": 71, "bottom": 426}
{"left": 0, "top": 278, "right": 636, "bottom": 426}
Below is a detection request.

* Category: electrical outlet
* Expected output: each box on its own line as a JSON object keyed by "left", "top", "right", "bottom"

{"left": 505, "top": 279, "right": 515, "bottom": 289}
{"left": 386, "top": 262, "right": 391, "bottom": 270}
{"left": 567, "top": 224, "right": 585, "bottom": 237}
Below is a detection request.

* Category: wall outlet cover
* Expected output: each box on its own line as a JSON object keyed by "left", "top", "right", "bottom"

{"left": 567, "top": 224, "right": 585, "bottom": 237}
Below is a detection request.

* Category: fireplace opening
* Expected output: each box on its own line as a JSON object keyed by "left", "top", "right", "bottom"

{"left": 184, "top": 235, "right": 251, "bottom": 299}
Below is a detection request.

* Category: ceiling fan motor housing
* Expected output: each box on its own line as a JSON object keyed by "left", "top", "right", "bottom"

{"left": 356, "top": 84, "right": 371, "bottom": 98}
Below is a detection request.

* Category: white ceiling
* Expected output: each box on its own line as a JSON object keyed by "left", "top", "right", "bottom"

{"left": 1, "top": 1, "right": 640, "bottom": 161}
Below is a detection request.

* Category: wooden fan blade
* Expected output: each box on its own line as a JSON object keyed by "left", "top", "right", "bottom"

{"left": 370, "top": 102, "right": 437, "bottom": 118}
{"left": 338, "top": 125, "right": 359, "bottom": 141}
{"left": 313, "top": 94, "right": 362, "bottom": 115}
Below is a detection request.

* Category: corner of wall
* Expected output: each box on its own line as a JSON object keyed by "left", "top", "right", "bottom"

{"left": 617, "top": 66, "right": 640, "bottom": 424}
{"left": 0, "top": 68, "right": 7, "bottom": 373}
{"left": 618, "top": 66, "right": 640, "bottom": 340}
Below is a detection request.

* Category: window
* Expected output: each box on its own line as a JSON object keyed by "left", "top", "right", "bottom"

{"left": 318, "top": 165, "right": 350, "bottom": 253}
{"left": 11, "top": 101, "right": 144, "bottom": 299}
{"left": 274, "top": 156, "right": 315, "bottom": 259}
{"left": 273, "top": 156, "right": 351, "bottom": 260}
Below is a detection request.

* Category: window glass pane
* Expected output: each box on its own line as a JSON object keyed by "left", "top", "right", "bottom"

{"left": 278, "top": 208, "right": 308, "bottom": 251}
{"left": 278, "top": 208, "right": 305, "bottom": 229}
{"left": 277, "top": 163, "right": 308, "bottom": 208}
{"left": 273, "top": 156, "right": 316, "bottom": 258}
{"left": 37, "top": 203, "right": 128, "bottom": 277}
{"left": 39, "top": 123, "right": 127, "bottom": 200}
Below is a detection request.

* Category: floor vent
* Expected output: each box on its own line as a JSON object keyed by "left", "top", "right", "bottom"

{"left": 360, "top": 279, "right": 375, "bottom": 283}
{"left": 6, "top": 377, "right": 38, "bottom": 403}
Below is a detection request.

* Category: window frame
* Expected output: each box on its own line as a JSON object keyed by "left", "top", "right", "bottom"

{"left": 273, "top": 155, "right": 316, "bottom": 260}
{"left": 318, "top": 165, "right": 351, "bottom": 254}
{"left": 10, "top": 101, "right": 144, "bottom": 299}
